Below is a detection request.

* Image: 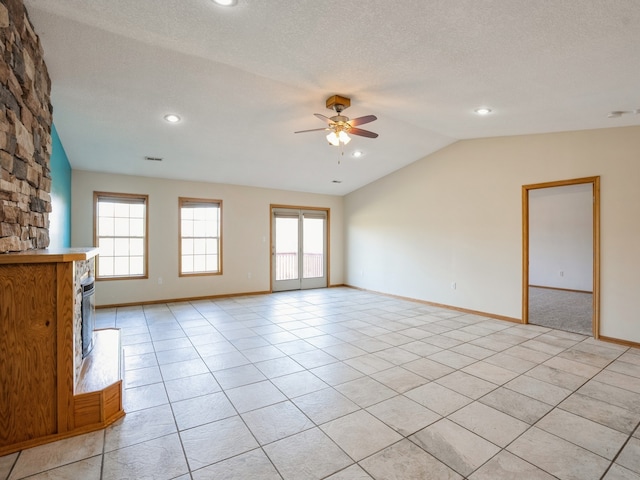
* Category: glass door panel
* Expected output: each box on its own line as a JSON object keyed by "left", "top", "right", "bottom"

{"left": 275, "top": 216, "right": 299, "bottom": 281}
{"left": 272, "top": 208, "right": 327, "bottom": 292}
{"left": 303, "top": 216, "right": 324, "bottom": 279}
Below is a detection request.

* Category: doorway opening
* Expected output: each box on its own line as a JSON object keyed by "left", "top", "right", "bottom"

{"left": 522, "top": 177, "right": 600, "bottom": 337}
{"left": 271, "top": 206, "right": 329, "bottom": 292}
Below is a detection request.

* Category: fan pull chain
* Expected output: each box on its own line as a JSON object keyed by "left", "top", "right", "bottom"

{"left": 338, "top": 146, "right": 345, "bottom": 165}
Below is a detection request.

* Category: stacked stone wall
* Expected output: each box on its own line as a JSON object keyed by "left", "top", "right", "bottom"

{"left": 0, "top": 0, "right": 52, "bottom": 252}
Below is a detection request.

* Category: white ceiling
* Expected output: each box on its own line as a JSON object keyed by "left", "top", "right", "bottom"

{"left": 24, "top": 0, "right": 640, "bottom": 195}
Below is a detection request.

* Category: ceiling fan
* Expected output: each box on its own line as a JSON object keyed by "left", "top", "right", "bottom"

{"left": 295, "top": 95, "right": 378, "bottom": 146}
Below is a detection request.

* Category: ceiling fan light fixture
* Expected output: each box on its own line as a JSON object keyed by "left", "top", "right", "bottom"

{"left": 326, "top": 131, "right": 339, "bottom": 146}
{"left": 326, "top": 130, "right": 351, "bottom": 146}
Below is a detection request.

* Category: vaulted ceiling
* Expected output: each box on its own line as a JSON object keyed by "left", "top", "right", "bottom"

{"left": 24, "top": 0, "right": 640, "bottom": 195}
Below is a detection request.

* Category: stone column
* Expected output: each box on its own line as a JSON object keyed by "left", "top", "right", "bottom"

{"left": 0, "top": 0, "right": 53, "bottom": 252}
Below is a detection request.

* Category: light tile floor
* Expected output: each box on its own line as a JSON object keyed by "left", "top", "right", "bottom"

{"left": 2, "top": 288, "right": 640, "bottom": 479}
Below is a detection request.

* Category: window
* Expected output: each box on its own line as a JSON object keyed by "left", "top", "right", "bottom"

{"left": 94, "top": 192, "right": 148, "bottom": 279}
{"left": 179, "top": 197, "right": 222, "bottom": 276}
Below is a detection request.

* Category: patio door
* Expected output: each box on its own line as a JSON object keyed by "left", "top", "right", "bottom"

{"left": 272, "top": 207, "right": 327, "bottom": 292}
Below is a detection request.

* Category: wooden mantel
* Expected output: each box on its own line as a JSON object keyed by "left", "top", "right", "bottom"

{"left": 0, "top": 248, "right": 124, "bottom": 455}
{"left": 0, "top": 247, "right": 100, "bottom": 264}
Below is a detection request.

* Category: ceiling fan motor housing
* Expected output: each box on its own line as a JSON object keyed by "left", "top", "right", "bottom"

{"left": 326, "top": 95, "right": 351, "bottom": 113}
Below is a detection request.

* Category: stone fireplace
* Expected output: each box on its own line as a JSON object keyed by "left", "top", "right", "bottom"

{"left": 0, "top": 0, "right": 53, "bottom": 253}
{"left": 0, "top": 1, "right": 124, "bottom": 456}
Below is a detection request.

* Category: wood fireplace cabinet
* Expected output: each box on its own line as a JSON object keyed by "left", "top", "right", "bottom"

{"left": 0, "top": 248, "right": 124, "bottom": 455}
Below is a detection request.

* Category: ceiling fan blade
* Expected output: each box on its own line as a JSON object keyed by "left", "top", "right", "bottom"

{"left": 294, "top": 127, "right": 330, "bottom": 134}
{"left": 348, "top": 127, "right": 378, "bottom": 138}
{"left": 314, "top": 113, "right": 334, "bottom": 124}
{"left": 349, "top": 115, "right": 377, "bottom": 127}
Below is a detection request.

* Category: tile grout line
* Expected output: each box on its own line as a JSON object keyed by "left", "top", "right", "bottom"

{"left": 145, "top": 305, "right": 194, "bottom": 480}
{"left": 21, "top": 289, "right": 637, "bottom": 479}
{"left": 596, "top": 418, "right": 640, "bottom": 480}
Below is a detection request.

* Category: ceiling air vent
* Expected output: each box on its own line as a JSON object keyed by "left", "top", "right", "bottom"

{"left": 144, "top": 156, "right": 163, "bottom": 162}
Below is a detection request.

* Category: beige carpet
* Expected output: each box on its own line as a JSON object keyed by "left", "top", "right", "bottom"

{"left": 528, "top": 286, "right": 593, "bottom": 336}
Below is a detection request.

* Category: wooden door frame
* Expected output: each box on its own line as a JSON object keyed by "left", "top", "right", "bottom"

{"left": 522, "top": 176, "right": 600, "bottom": 338}
{"left": 270, "top": 204, "right": 330, "bottom": 293}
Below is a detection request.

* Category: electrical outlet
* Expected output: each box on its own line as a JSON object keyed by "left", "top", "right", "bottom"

{"left": 158, "top": 277, "right": 163, "bottom": 285}
{"left": 560, "top": 271, "right": 564, "bottom": 277}
{"left": 451, "top": 282, "right": 456, "bottom": 290}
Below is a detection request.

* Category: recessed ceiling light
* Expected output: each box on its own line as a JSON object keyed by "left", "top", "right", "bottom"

{"left": 212, "top": 0, "right": 237, "bottom": 6}
{"left": 352, "top": 151, "right": 364, "bottom": 158}
{"left": 164, "top": 114, "right": 181, "bottom": 123}
{"left": 474, "top": 108, "right": 492, "bottom": 115}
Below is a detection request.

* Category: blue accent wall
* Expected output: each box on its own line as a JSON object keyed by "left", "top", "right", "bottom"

{"left": 49, "top": 124, "right": 72, "bottom": 249}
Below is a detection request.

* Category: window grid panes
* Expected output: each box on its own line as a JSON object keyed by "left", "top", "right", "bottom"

{"left": 95, "top": 193, "right": 147, "bottom": 279}
{"left": 180, "top": 198, "right": 221, "bottom": 275}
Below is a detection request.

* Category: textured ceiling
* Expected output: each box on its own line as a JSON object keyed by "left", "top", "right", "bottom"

{"left": 24, "top": 0, "right": 640, "bottom": 195}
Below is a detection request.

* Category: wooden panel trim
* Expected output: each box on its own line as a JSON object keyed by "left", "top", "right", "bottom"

{"left": 598, "top": 335, "right": 640, "bottom": 349}
{"left": 326, "top": 209, "right": 331, "bottom": 292}
{"left": 96, "top": 290, "right": 272, "bottom": 309}
{"left": 0, "top": 263, "right": 58, "bottom": 447}
{"left": 103, "top": 381, "right": 124, "bottom": 422}
{"left": 529, "top": 285, "right": 593, "bottom": 294}
{"left": 95, "top": 275, "right": 149, "bottom": 282}
{"left": 72, "top": 392, "right": 103, "bottom": 428}
{"left": 522, "top": 183, "right": 529, "bottom": 325}
{"left": 56, "top": 261, "right": 75, "bottom": 433}
{"left": 0, "top": 406, "right": 125, "bottom": 457}
{"left": 76, "top": 329, "right": 122, "bottom": 394}
{"left": 73, "top": 329, "right": 124, "bottom": 431}
{"left": 0, "top": 248, "right": 98, "bottom": 265}
{"left": 270, "top": 204, "right": 331, "bottom": 211}
{"left": 523, "top": 176, "right": 601, "bottom": 191}
{"left": 96, "top": 287, "right": 350, "bottom": 310}
{"left": 593, "top": 176, "right": 601, "bottom": 339}
{"left": 344, "top": 285, "right": 521, "bottom": 323}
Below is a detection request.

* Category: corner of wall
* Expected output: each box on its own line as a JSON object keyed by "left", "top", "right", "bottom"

{"left": 49, "top": 123, "right": 72, "bottom": 248}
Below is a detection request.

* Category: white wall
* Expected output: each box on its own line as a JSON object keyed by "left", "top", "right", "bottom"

{"left": 344, "top": 126, "right": 640, "bottom": 343}
{"left": 529, "top": 184, "right": 593, "bottom": 291}
{"left": 72, "top": 171, "right": 344, "bottom": 306}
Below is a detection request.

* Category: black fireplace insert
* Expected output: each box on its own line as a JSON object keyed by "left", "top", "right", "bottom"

{"left": 81, "top": 276, "right": 95, "bottom": 358}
